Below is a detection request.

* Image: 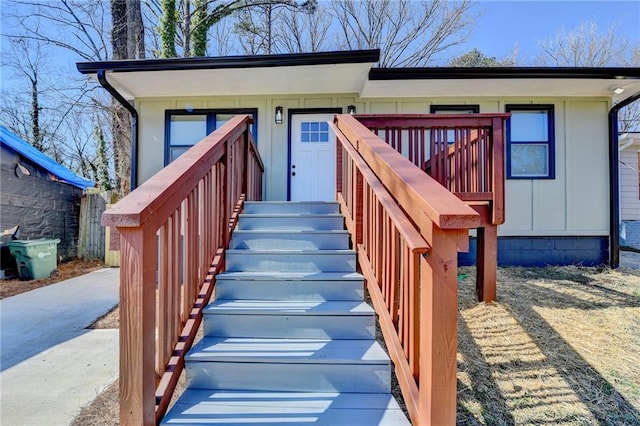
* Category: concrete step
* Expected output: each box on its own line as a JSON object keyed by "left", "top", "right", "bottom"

{"left": 215, "top": 271, "right": 364, "bottom": 301}
{"left": 237, "top": 214, "right": 344, "bottom": 231}
{"left": 225, "top": 249, "right": 357, "bottom": 273}
{"left": 229, "top": 230, "right": 350, "bottom": 250}
{"left": 161, "top": 390, "right": 411, "bottom": 425}
{"left": 186, "top": 338, "right": 390, "bottom": 393}
{"left": 203, "top": 300, "right": 375, "bottom": 339}
{"left": 244, "top": 201, "right": 340, "bottom": 215}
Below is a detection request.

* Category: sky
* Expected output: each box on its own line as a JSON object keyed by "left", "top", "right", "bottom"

{"left": 462, "top": 0, "right": 640, "bottom": 64}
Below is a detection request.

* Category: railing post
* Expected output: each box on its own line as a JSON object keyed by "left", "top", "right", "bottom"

{"left": 118, "top": 226, "right": 157, "bottom": 426}
{"left": 336, "top": 138, "right": 343, "bottom": 194}
{"left": 419, "top": 221, "right": 459, "bottom": 426}
{"left": 472, "top": 204, "right": 497, "bottom": 302}
{"left": 222, "top": 142, "right": 230, "bottom": 248}
{"left": 242, "top": 126, "right": 249, "bottom": 198}
{"left": 354, "top": 169, "right": 364, "bottom": 246}
{"left": 477, "top": 223, "right": 498, "bottom": 302}
{"left": 491, "top": 117, "right": 505, "bottom": 224}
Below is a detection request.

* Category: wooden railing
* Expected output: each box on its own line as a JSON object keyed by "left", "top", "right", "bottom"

{"left": 332, "top": 114, "right": 481, "bottom": 425}
{"left": 101, "top": 115, "right": 263, "bottom": 425}
{"left": 355, "top": 114, "right": 509, "bottom": 225}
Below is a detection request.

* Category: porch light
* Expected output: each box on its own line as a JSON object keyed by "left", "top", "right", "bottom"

{"left": 609, "top": 86, "right": 625, "bottom": 95}
{"left": 347, "top": 105, "right": 356, "bottom": 115}
{"left": 275, "top": 106, "right": 283, "bottom": 124}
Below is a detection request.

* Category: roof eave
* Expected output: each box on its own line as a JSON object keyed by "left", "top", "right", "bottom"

{"left": 369, "top": 67, "right": 640, "bottom": 81}
{"left": 77, "top": 49, "right": 381, "bottom": 74}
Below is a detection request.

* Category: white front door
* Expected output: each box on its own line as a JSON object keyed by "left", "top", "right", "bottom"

{"left": 290, "top": 113, "right": 336, "bottom": 201}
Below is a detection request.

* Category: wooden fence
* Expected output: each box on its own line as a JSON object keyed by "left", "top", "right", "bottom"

{"left": 78, "top": 191, "right": 117, "bottom": 260}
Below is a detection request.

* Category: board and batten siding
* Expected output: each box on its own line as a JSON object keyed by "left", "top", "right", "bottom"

{"left": 135, "top": 95, "right": 611, "bottom": 239}
{"left": 620, "top": 148, "right": 640, "bottom": 221}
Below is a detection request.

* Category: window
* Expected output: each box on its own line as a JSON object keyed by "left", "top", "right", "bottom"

{"left": 430, "top": 105, "right": 479, "bottom": 114}
{"left": 430, "top": 105, "right": 480, "bottom": 144}
{"left": 506, "top": 105, "right": 555, "bottom": 179}
{"left": 165, "top": 109, "right": 257, "bottom": 165}
{"left": 301, "top": 121, "right": 329, "bottom": 143}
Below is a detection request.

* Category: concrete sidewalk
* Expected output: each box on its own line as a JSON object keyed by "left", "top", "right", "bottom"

{"left": 0, "top": 267, "right": 120, "bottom": 425}
{"left": 621, "top": 250, "right": 640, "bottom": 269}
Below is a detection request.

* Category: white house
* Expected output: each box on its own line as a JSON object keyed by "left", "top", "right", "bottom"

{"left": 620, "top": 132, "right": 640, "bottom": 249}
{"left": 77, "top": 49, "right": 640, "bottom": 267}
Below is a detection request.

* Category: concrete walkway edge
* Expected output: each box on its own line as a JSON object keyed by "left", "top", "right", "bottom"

{"left": 0, "top": 268, "right": 120, "bottom": 426}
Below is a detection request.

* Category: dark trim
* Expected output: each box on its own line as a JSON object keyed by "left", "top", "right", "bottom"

{"left": 78, "top": 50, "right": 380, "bottom": 74}
{"left": 97, "top": 70, "right": 139, "bottom": 190}
{"left": 430, "top": 104, "right": 480, "bottom": 113}
{"left": 608, "top": 91, "right": 640, "bottom": 268}
{"left": 164, "top": 108, "right": 258, "bottom": 166}
{"left": 286, "top": 108, "right": 342, "bottom": 201}
{"left": 505, "top": 104, "right": 555, "bottom": 180}
{"left": 370, "top": 67, "right": 640, "bottom": 81}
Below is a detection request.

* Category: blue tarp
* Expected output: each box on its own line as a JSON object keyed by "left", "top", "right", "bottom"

{"left": 0, "top": 125, "right": 94, "bottom": 190}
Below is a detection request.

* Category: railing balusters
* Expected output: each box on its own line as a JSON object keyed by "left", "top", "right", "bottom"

{"left": 332, "top": 115, "right": 481, "bottom": 425}
{"left": 356, "top": 114, "right": 508, "bottom": 227}
{"left": 102, "top": 115, "right": 263, "bottom": 425}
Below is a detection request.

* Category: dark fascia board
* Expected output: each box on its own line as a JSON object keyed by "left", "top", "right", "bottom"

{"left": 369, "top": 67, "right": 640, "bottom": 80}
{"left": 77, "top": 49, "right": 381, "bottom": 74}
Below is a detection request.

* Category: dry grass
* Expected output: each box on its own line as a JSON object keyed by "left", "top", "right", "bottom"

{"left": 70, "top": 264, "right": 640, "bottom": 425}
{"left": 457, "top": 265, "right": 640, "bottom": 425}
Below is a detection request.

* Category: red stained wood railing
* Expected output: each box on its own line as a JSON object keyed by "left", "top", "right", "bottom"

{"left": 101, "top": 115, "right": 263, "bottom": 426}
{"left": 333, "top": 114, "right": 481, "bottom": 425}
{"left": 356, "top": 114, "right": 509, "bottom": 225}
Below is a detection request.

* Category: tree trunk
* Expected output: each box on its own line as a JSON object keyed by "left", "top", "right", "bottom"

{"left": 30, "top": 76, "right": 43, "bottom": 152}
{"left": 110, "top": 0, "right": 144, "bottom": 196}
{"left": 183, "top": 0, "right": 191, "bottom": 57}
{"left": 127, "top": 0, "right": 146, "bottom": 59}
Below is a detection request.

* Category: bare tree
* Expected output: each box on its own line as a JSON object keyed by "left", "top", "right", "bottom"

{"left": 3, "top": 0, "right": 146, "bottom": 194}
{"left": 536, "top": 21, "right": 640, "bottom": 133}
{"left": 208, "top": 16, "right": 236, "bottom": 56}
{"left": 537, "top": 21, "right": 632, "bottom": 67}
{"left": 331, "top": 0, "right": 474, "bottom": 67}
{"left": 234, "top": 2, "right": 288, "bottom": 54}
{"left": 6, "top": 0, "right": 111, "bottom": 61}
{"left": 154, "top": 0, "right": 316, "bottom": 57}
{"left": 1, "top": 38, "right": 49, "bottom": 151}
{"left": 275, "top": 1, "right": 331, "bottom": 53}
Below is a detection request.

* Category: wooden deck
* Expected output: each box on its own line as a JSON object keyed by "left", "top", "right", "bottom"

{"left": 355, "top": 113, "right": 509, "bottom": 303}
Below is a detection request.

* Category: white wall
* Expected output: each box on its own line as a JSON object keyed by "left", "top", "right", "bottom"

{"left": 136, "top": 95, "right": 612, "bottom": 237}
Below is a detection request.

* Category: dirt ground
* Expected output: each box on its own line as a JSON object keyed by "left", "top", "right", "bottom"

{"left": 456, "top": 264, "right": 640, "bottom": 425}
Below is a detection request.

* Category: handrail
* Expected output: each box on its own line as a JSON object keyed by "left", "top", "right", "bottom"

{"left": 102, "top": 115, "right": 263, "bottom": 425}
{"left": 333, "top": 114, "right": 480, "bottom": 425}
{"left": 356, "top": 113, "right": 508, "bottom": 225}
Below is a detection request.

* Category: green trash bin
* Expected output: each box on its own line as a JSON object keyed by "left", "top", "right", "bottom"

{"left": 8, "top": 239, "right": 60, "bottom": 280}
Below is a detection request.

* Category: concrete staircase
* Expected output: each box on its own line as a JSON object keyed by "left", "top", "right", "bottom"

{"left": 162, "top": 201, "right": 410, "bottom": 425}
